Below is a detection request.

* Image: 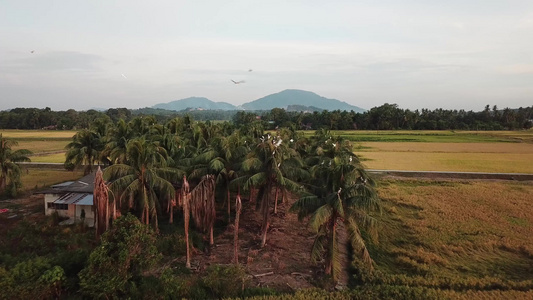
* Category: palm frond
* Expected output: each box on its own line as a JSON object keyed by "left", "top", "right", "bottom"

{"left": 346, "top": 218, "right": 374, "bottom": 270}
{"left": 309, "top": 204, "right": 333, "bottom": 232}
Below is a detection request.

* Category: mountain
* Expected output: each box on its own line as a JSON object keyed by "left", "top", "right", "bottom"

{"left": 241, "top": 89, "right": 365, "bottom": 112}
{"left": 286, "top": 104, "right": 324, "bottom": 112}
{"left": 153, "top": 97, "right": 236, "bottom": 111}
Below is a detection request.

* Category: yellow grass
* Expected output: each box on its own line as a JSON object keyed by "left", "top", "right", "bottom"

{"left": 0, "top": 129, "right": 76, "bottom": 139}
{"left": 29, "top": 153, "right": 66, "bottom": 163}
{"left": 357, "top": 142, "right": 533, "bottom": 173}
{"left": 21, "top": 169, "right": 84, "bottom": 191}
{"left": 376, "top": 180, "right": 533, "bottom": 279}
{"left": 14, "top": 140, "right": 69, "bottom": 153}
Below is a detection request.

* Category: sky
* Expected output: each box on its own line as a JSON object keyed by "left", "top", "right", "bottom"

{"left": 1, "top": 0, "right": 532, "bottom": 112}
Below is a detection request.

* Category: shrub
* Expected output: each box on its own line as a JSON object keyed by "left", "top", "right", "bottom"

{"left": 202, "top": 264, "right": 248, "bottom": 298}
{"left": 78, "top": 214, "right": 161, "bottom": 299}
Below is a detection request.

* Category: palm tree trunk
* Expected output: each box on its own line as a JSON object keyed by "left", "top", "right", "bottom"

{"left": 336, "top": 221, "right": 350, "bottom": 287}
{"left": 112, "top": 199, "right": 117, "bottom": 220}
{"left": 234, "top": 194, "right": 242, "bottom": 264}
{"left": 0, "top": 174, "right": 6, "bottom": 193}
{"left": 184, "top": 196, "right": 191, "bottom": 268}
{"left": 249, "top": 188, "right": 255, "bottom": 204}
{"left": 105, "top": 196, "right": 109, "bottom": 231}
{"left": 183, "top": 177, "right": 191, "bottom": 269}
{"left": 325, "top": 213, "right": 337, "bottom": 277}
{"left": 274, "top": 186, "right": 279, "bottom": 214}
{"left": 169, "top": 198, "right": 174, "bottom": 224}
{"left": 260, "top": 184, "right": 271, "bottom": 248}
{"left": 227, "top": 181, "right": 231, "bottom": 222}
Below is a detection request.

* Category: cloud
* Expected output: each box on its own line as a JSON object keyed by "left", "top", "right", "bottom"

{"left": 3, "top": 51, "right": 104, "bottom": 73}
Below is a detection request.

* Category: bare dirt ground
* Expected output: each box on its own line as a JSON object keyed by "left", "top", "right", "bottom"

{"left": 190, "top": 195, "right": 322, "bottom": 292}
{"left": 0, "top": 194, "right": 44, "bottom": 235}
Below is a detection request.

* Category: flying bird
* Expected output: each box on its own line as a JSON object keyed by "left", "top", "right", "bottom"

{"left": 231, "top": 80, "right": 245, "bottom": 84}
{"left": 121, "top": 74, "right": 128, "bottom": 79}
{"left": 248, "top": 69, "right": 253, "bottom": 72}
{"left": 30, "top": 50, "right": 34, "bottom": 53}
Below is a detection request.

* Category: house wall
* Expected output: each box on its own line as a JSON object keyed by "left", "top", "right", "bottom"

{"left": 75, "top": 204, "right": 95, "bottom": 226}
{"left": 44, "top": 193, "right": 74, "bottom": 219}
{"left": 44, "top": 193, "right": 60, "bottom": 216}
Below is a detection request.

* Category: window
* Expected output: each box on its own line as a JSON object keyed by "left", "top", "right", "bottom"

{"left": 48, "top": 203, "right": 68, "bottom": 210}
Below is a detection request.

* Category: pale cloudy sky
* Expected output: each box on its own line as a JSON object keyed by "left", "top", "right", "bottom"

{"left": 1, "top": 0, "right": 532, "bottom": 111}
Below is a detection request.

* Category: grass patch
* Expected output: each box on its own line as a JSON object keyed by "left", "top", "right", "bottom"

{"left": 371, "top": 180, "right": 533, "bottom": 282}
{"left": 14, "top": 140, "right": 69, "bottom": 154}
{"left": 0, "top": 130, "right": 76, "bottom": 139}
{"left": 358, "top": 151, "right": 533, "bottom": 173}
{"left": 29, "top": 153, "right": 66, "bottom": 163}
{"left": 21, "top": 169, "right": 84, "bottom": 191}
{"left": 336, "top": 130, "right": 516, "bottom": 143}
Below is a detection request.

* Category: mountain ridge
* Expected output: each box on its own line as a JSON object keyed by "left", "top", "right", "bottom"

{"left": 150, "top": 89, "right": 366, "bottom": 112}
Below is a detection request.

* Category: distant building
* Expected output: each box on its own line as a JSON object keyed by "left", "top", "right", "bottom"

{"left": 38, "top": 172, "right": 95, "bottom": 226}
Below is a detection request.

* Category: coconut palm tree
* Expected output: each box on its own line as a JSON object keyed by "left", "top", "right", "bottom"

{"left": 291, "top": 133, "right": 380, "bottom": 282}
{"left": 190, "top": 130, "right": 249, "bottom": 221}
{"left": 104, "top": 119, "right": 135, "bottom": 164}
{"left": 64, "top": 129, "right": 104, "bottom": 175}
{"left": 0, "top": 134, "right": 32, "bottom": 196}
{"left": 103, "top": 137, "right": 182, "bottom": 230}
{"left": 236, "top": 133, "right": 306, "bottom": 247}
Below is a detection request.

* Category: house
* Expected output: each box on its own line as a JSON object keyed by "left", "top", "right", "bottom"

{"left": 39, "top": 172, "right": 95, "bottom": 226}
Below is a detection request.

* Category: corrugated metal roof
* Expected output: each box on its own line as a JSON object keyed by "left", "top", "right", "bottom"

{"left": 54, "top": 193, "right": 93, "bottom": 205}
{"left": 37, "top": 171, "right": 97, "bottom": 194}
{"left": 51, "top": 181, "right": 74, "bottom": 188}
{"left": 77, "top": 195, "right": 93, "bottom": 206}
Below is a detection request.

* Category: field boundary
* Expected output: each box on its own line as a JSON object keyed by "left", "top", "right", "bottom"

{"left": 369, "top": 169, "right": 533, "bottom": 181}
{"left": 19, "top": 163, "right": 533, "bottom": 181}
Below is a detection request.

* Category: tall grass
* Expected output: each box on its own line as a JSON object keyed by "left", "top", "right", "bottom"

{"left": 372, "top": 180, "right": 533, "bottom": 282}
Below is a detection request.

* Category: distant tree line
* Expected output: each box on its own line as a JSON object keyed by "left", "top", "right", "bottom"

{"left": 241, "top": 104, "right": 533, "bottom": 131}
{"left": 1, "top": 103, "right": 532, "bottom": 130}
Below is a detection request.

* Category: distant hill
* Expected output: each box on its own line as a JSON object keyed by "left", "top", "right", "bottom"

{"left": 153, "top": 97, "right": 236, "bottom": 111}
{"left": 241, "top": 89, "right": 365, "bottom": 112}
{"left": 286, "top": 104, "right": 324, "bottom": 112}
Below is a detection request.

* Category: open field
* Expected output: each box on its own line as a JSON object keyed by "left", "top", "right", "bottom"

{"left": 12, "top": 140, "right": 68, "bottom": 154}
{"left": 357, "top": 142, "right": 533, "bottom": 173}
{"left": 302, "top": 130, "right": 529, "bottom": 143}
{"left": 371, "top": 179, "right": 533, "bottom": 284}
{"left": 20, "top": 169, "right": 84, "bottom": 192}
{"left": 3, "top": 129, "right": 533, "bottom": 173}
{"left": 28, "top": 152, "right": 66, "bottom": 163}
{"left": 0, "top": 129, "right": 76, "bottom": 139}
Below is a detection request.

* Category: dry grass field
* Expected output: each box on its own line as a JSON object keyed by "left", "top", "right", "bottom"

{"left": 0, "top": 129, "right": 76, "bottom": 139}
{"left": 357, "top": 142, "right": 533, "bottom": 173}
{"left": 1, "top": 129, "right": 74, "bottom": 163}
{"left": 20, "top": 169, "right": 84, "bottom": 192}
{"left": 374, "top": 179, "right": 533, "bottom": 282}
{"left": 2, "top": 129, "right": 532, "bottom": 173}
{"left": 28, "top": 152, "right": 66, "bottom": 163}
{"left": 12, "top": 140, "right": 69, "bottom": 154}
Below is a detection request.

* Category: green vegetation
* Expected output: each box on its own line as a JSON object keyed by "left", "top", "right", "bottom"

{"left": 0, "top": 134, "right": 32, "bottom": 197}
{"left": 1, "top": 113, "right": 532, "bottom": 298}
{"left": 333, "top": 130, "right": 515, "bottom": 143}
{"left": 2, "top": 102, "right": 533, "bottom": 131}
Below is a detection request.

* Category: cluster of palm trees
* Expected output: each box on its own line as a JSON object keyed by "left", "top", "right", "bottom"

{"left": 0, "top": 134, "right": 32, "bottom": 197}
{"left": 65, "top": 116, "right": 380, "bottom": 281}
